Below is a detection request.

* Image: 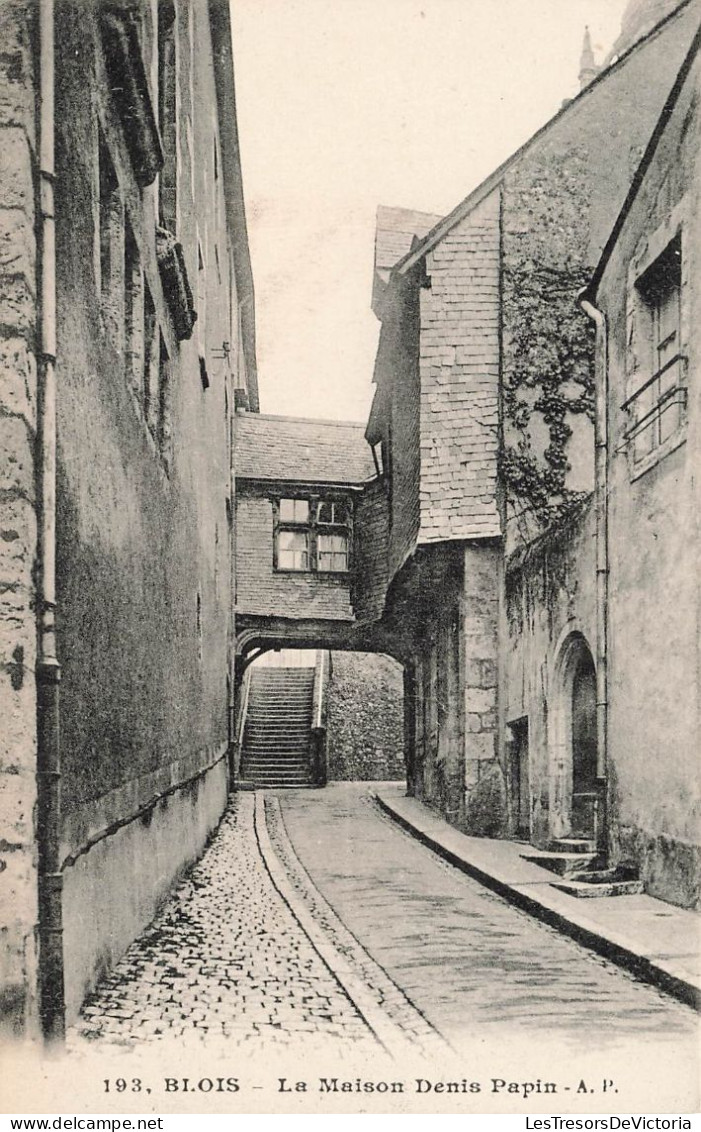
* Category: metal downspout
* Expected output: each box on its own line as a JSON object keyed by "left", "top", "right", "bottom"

{"left": 36, "top": 0, "right": 64, "bottom": 1043}
{"left": 579, "top": 294, "right": 609, "bottom": 854}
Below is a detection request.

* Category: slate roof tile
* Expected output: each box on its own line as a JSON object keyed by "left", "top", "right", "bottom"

{"left": 235, "top": 413, "right": 376, "bottom": 485}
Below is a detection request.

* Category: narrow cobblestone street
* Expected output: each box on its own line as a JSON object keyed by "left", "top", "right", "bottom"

{"left": 70, "top": 783, "right": 697, "bottom": 1073}
{"left": 72, "top": 793, "right": 375, "bottom": 1055}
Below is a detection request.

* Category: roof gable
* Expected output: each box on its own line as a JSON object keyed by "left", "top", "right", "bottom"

{"left": 392, "top": 0, "right": 699, "bottom": 278}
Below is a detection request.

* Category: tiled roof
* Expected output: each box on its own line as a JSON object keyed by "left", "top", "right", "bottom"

{"left": 235, "top": 413, "right": 376, "bottom": 485}
{"left": 374, "top": 205, "right": 443, "bottom": 280}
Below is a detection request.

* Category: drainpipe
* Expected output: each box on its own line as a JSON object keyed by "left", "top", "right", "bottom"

{"left": 579, "top": 292, "right": 608, "bottom": 854}
{"left": 36, "top": 0, "right": 65, "bottom": 1043}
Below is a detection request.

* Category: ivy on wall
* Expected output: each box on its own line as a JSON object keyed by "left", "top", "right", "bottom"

{"left": 501, "top": 146, "right": 596, "bottom": 532}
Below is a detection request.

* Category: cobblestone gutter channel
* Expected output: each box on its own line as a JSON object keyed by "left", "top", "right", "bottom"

{"left": 260, "top": 794, "right": 448, "bottom": 1059}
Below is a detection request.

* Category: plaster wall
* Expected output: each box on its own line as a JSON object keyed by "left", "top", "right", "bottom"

{"left": 0, "top": 0, "right": 39, "bottom": 1037}
{"left": 48, "top": 0, "right": 242, "bottom": 1013}
{"left": 596, "top": 50, "right": 700, "bottom": 907}
{"left": 62, "top": 752, "right": 228, "bottom": 1020}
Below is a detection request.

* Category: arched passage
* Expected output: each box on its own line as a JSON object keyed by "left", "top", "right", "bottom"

{"left": 233, "top": 643, "right": 408, "bottom": 790}
{"left": 550, "top": 632, "right": 601, "bottom": 842}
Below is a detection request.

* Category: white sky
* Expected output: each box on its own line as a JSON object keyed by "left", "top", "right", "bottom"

{"left": 230, "top": 0, "right": 629, "bottom": 422}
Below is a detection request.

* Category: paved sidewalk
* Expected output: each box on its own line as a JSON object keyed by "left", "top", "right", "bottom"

{"left": 374, "top": 783, "right": 701, "bottom": 1009}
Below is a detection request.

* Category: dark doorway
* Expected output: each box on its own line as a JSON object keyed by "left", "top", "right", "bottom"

{"left": 510, "top": 717, "right": 530, "bottom": 839}
{"left": 571, "top": 650, "right": 598, "bottom": 837}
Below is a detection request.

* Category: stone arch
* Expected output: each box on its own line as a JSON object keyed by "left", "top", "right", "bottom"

{"left": 549, "top": 630, "right": 599, "bottom": 840}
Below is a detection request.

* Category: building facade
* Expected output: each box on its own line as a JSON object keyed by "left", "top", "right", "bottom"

{"left": 0, "top": 0, "right": 256, "bottom": 1037}
{"left": 356, "top": 0, "right": 701, "bottom": 905}
{"left": 583, "top": 28, "right": 700, "bottom": 905}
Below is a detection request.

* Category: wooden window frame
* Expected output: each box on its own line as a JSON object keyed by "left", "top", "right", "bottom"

{"left": 272, "top": 494, "right": 353, "bottom": 575}
{"left": 625, "top": 230, "right": 687, "bottom": 478}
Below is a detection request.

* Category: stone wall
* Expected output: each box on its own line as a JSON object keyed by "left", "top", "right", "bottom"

{"left": 44, "top": 0, "right": 245, "bottom": 1019}
{"left": 326, "top": 652, "right": 404, "bottom": 781}
{"left": 503, "top": 502, "right": 597, "bottom": 846}
{"left": 0, "top": 0, "right": 39, "bottom": 1038}
{"left": 500, "top": 2, "right": 700, "bottom": 552}
{"left": 462, "top": 541, "right": 503, "bottom": 835}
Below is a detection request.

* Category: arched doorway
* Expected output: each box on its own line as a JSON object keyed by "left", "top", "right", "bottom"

{"left": 570, "top": 649, "right": 598, "bottom": 838}
{"left": 550, "top": 632, "right": 601, "bottom": 842}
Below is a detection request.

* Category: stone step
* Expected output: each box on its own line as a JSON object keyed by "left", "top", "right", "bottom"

{"left": 249, "top": 686, "right": 314, "bottom": 693}
{"left": 242, "top": 756, "right": 310, "bottom": 765}
{"left": 568, "top": 865, "right": 639, "bottom": 884}
{"left": 551, "top": 878, "right": 644, "bottom": 898}
{"left": 236, "top": 778, "right": 313, "bottom": 791}
{"left": 247, "top": 702, "right": 313, "bottom": 712}
{"left": 245, "top": 726, "right": 311, "bottom": 736}
{"left": 249, "top": 700, "right": 312, "bottom": 708}
{"left": 246, "top": 674, "right": 312, "bottom": 683}
{"left": 242, "top": 773, "right": 311, "bottom": 783}
{"left": 241, "top": 769, "right": 310, "bottom": 780}
{"left": 547, "top": 838, "right": 598, "bottom": 854}
{"left": 246, "top": 719, "right": 312, "bottom": 728}
{"left": 244, "top": 738, "right": 311, "bottom": 747}
{"left": 521, "top": 852, "right": 602, "bottom": 877}
{"left": 245, "top": 718, "right": 312, "bottom": 727}
{"left": 243, "top": 758, "right": 310, "bottom": 769}
{"left": 244, "top": 738, "right": 310, "bottom": 747}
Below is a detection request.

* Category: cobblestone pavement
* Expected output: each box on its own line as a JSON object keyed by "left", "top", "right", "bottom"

{"left": 70, "top": 783, "right": 698, "bottom": 1070}
{"left": 71, "top": 792, "right": 375, "bottom": 1054}
{"left": 277, "top": 785, "right": 699, "bottom": 1054}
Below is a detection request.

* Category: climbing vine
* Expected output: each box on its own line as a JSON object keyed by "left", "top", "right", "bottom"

{"left": 500, "top": 147, "right": 597, "bottom": 533}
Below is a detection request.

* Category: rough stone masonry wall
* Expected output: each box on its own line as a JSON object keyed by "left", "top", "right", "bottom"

{"left": 0, "top": 0, "right": 40, "bottom": 1037}
{"left": 462, "top": 541, "right": 503, "bottom": 836}
{"left": 503, "top": 501, "right": 597, "bottom": 846}
{"left": 326, "top": 652, "right": 404, "bottom": 781}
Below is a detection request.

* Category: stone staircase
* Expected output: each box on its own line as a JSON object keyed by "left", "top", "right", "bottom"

{"left": 239, "top": 668, "right": 315, "bottom": 788}
{"left": 522, "top": 838, "right": 643, "bottom": 898}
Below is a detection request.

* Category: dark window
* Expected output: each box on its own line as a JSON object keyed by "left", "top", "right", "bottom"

{"left": 124, "top": 231, "right": 172, "bottom": 474}
{"left": 98, "top": 131, "right": 123, "bottom": 339}
{"left": 158, "top": 1, "right": 177, "bottom": 231}
{"left": 124, "top": 221, "right": 143, "bottom": 396}
{"left": 627, "top": 236, "right": 685, "bottom": 462}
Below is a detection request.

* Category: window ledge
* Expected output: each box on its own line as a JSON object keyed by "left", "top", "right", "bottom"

{"left": 273, "top": 567, "right": 351, "bottom": 579}
{"left": 156, "top": 227, "right": 197, "bottom": 341}
{"left": 100, "top": 5, "right": 164, "bottom": 187}
{"left": 628, "top": 425, "right": 687, "bottom": 482}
